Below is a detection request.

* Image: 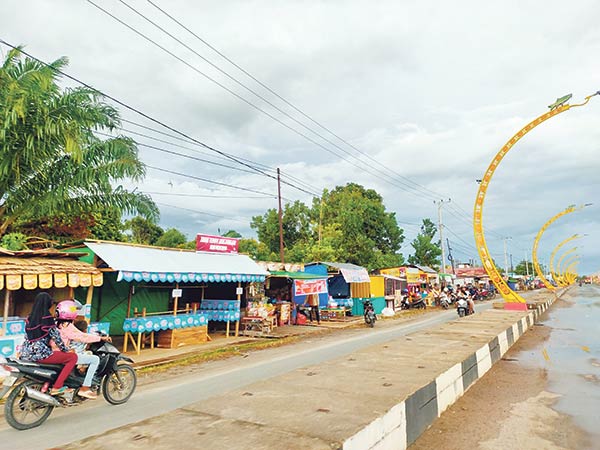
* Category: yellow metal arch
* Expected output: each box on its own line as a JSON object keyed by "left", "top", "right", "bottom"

{"left": 533, "top": 206, "right": 585, "bottom": 291}
{"left": 549, "top": 234, "right": 581, "bottom": 281}
{"left": 560, "top": 259, "right": 579, "bottom": 286}
{"left": 473, "top": 93, "right": 597, "bottom": 303}
{"left": 557, "top": 252, "right": 578, "bottom": 286}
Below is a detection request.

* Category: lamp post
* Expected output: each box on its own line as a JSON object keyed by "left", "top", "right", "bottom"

{"left": 556, "top": 248, "right": 578, "bottom": 286}
{"left": 549, "top": 234, "right": 582, "bottom": 283}
{"left": 532, "top": 204, "right": 591, "bottom": 291}
{"left": 473, "top": 92, "right": 598, "bottom": 309}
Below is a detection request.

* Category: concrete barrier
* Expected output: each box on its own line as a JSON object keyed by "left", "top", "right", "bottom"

{"left": 342, "top": 295, "right": 557, "bottom": 450}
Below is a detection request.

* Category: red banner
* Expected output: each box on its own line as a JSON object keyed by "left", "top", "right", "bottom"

{"left": 294, "top": 278, "right": 328, "bottom": 296}
{"left": 196, "top": 234, "right": 239, "bottom": 254}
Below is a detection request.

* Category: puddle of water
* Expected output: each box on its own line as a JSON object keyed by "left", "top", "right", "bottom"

{"left": 520, "top": 285, "right": 600, "bottom": 440}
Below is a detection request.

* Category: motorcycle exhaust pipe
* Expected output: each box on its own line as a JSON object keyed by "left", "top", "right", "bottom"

{"left": 25, "top": 387, "right": 61, "bottom": 407}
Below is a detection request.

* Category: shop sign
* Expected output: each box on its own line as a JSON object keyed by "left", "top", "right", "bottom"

{"left": 294, "top": 279, "right": 328, "bottom": 296}
{"left": 196, "top": 234, "right": 239, "bottom": 254}
{"left": 340, "top": 268, "right": 370, "bottom": 283}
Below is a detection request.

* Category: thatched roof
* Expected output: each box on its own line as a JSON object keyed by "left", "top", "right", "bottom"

{"left": 0, "top": 256, "right": 100, "bottom": 275}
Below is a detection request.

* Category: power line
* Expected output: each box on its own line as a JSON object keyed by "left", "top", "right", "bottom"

{"left": 141, "top": 191, "right": 274, "bottom": 199}
{"left": 0, "top": 39, "right": 321, "bottom": 202}
{"left": 143, "top": 0, "right": 454, "bottom": 202}
{"left": 145, "top": 165, "right": 279, "bottom": 197}
{"left": 85, "top": 1, "right": 456, "bottom": 204}
{"left": 155, "top": 202, "right": 247, "bottom": 223}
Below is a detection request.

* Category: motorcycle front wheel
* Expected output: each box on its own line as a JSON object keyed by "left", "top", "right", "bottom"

{"left": 5, "top": 380, "right": 54, "bottom": 430}
{"left": 102, "top": 364, "right": 137, "bottom": 405}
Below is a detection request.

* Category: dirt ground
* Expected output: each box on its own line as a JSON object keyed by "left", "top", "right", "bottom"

{"left": 410, "top": 298, "right": 591, "bottom": 450}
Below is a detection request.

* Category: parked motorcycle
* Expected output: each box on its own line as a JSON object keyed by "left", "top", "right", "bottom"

{"left": 362, "top": 299, "right": 377, "bottom": 327}
{"left": 0, "top": 339, "right": 136, "bottom": 430}
{"left": 400, "top": 295, "right": 427, "bottom": 310}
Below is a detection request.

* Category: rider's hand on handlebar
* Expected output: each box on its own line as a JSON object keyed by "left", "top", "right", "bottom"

{"left": 101, "top": 336, "right": 112, "bottom": 343}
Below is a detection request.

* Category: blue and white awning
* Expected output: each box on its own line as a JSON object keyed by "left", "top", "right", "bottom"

{"left": 85, "top": 241, "right": 268, "bottom": 284}
{"left": 117, "top": 271, "right": 266, "bottom": 283}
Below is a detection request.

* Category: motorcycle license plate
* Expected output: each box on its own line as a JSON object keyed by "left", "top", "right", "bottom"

{"left": 2, "top": 375, "right": 16, "bottom": 387}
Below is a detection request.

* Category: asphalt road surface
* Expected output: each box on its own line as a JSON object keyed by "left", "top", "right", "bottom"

{"left": 1, "top": 303, "right": 492, "bottom": 449}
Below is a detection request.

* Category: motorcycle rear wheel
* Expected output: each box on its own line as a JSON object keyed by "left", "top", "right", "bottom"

{"left": 5, "top": 380, "right": 54, "bottom": 430}
{"left": 102, "top": 364, "right": 137, "bottom": 405}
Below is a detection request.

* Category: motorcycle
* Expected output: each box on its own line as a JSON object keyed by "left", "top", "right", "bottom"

{"left": 362, "top": 299, "right": 377, "bottom": 328}
{"left": 0, "top": 338, "right": 137, "bottom": 430}
{"left": 438, "top": 294, "right": 450, "bottom": 309}
{"left": 400, "top": 295, "right": 427, "bottom": 310}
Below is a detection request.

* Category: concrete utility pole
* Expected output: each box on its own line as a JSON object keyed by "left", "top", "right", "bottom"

{"left": 525, "top": 251, "right": 530, "bottom": 277}
{"left": 434, "top": 199, "right": 451, "bottom": 273}
{"left": 277, "top": 168, "right": 284, "bottom": 264}
{"left": 503, "top": 236, "right": 512, "bottom": 279}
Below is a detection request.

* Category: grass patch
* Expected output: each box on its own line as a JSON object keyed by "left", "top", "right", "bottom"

{"left": 138, "top": 335, "right": 301, "bottom": 375}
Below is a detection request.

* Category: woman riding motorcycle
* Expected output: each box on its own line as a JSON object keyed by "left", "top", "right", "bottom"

{"left": 53, "top": 300, "right": 112, "bottom": 399}
{"left": 20, "top": 293, "right": 78, "bottom": 396}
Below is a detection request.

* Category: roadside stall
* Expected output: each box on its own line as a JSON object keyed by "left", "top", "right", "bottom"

{"left": 0, "top": 249, "right": 103, "bottom": 358}
{"left": 304, "top": 262, "right": 376, "bottom": 316}
{"left": 70, "top": 239, "right": 267, "bottom": 355}
{"left": 370, "top": 273, "right": 407, "bottom": 311}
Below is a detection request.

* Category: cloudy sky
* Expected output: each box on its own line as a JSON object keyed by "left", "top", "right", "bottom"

{"left": 2, "top": 0, "right": 599, "bottom": 274}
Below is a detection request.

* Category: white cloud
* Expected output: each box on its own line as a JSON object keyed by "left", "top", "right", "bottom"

{"left": 3, "top": 0, "right": 600, "bottom": 272}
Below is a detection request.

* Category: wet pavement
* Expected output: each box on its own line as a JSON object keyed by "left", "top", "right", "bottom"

{"left": 519, "top": 284, "right": 600, "bottom": 442}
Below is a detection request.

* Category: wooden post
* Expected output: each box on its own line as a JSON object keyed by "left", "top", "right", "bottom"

{"left": 135, "top": 308, "right": 145, "bottom": 355}
{"left": 126, "top": 284, "right": 134, "bottom": 318}
{"left": 1, "top": 290, "right": 10, "bottom": 337}
{"left": 84, "top": 285, "right": 94, "bottom": 324}
{"left": 235, "top": 281, "right": 241, "bottom": 337}
{"left": 173, "top": 283, "right": 179, "bottom": 316}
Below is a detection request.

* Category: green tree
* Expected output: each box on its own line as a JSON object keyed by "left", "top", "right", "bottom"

{"left": 89, "top": 208, "right": 125, "bottom": 242}
{"left": 125, "top": 216, "right": 163, "bottom": 245}
{"left": 0, "top": 232, "right": 28, "bottom": 250}
{"left": 222, "top": 230, "right": 242, "bottom": 238}
{"left": 513, "top": 259, "right": 533, "bottom": 276}
{"left": 155, "top": 228, "right": 187, "bottom": 248}
{"left": 251, "top": 200, "right": 312, "bottom": 256}
{"left": 238, "top": 238, "right": 275, "bottom": 261}
{"left": 0, "top": 47, "right": 157, "bottom": 237}
{"left": 408, "top": 218, "right": 442, "bottom": 268}
{"left": 317, "top": 183, "right": 404, "bottom": 269}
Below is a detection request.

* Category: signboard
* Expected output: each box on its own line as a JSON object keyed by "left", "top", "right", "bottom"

{"left": 196, "top": 234, "right": 239, "bottom": 253}
{"left": 294, "top": 279, "right": 328, "bottom": 296}
{"left": 172, "top": 289, "right": 183, "bottom": 298}
{"left": 340, "top": 268, "right": 370, "bottom": 283}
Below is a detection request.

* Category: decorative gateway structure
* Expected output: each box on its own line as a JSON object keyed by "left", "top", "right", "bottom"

{"left": 66, "top": 240, "right": 267, "bottom": 355}
{"left": 0, "top": 248, "right": 103, "bottom": 358}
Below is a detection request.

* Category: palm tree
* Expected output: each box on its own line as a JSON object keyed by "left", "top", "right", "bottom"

{"left": 0, "top": 46, "right": 158, "bottom": 235}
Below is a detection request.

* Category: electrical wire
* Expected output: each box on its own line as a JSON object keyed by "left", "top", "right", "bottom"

{"left": 143, "top": 0, "right": 457, "bottom": 202}
{"left": 85, "top": 0, "right": 459, "bottom": 204}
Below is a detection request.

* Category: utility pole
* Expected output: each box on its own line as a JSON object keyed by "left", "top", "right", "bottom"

{"left": 525, "top": 251, "right": 530, "bottom": 277}
{"left": 434, "top": 199, "right": 451, "bottom": 273}
{"left": 446, "top": 238, "right": 456, "bottom": 274}
{"left": 503, "top": 237, "right": 512, "bottom": 278}
{"left": 277, "top": 168, "right": 284, "bottom": 264}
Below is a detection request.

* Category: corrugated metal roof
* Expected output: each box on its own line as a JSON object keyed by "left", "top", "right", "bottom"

{"left": 268, "top": 270, "right": 328, "bottom": 280}
{"left": 84, "top": 241, "right": 268, "bottom": 282}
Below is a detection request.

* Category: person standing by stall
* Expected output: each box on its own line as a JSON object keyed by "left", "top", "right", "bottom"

{"left": 303, "top": 293, "right": 320, "bottom": 325}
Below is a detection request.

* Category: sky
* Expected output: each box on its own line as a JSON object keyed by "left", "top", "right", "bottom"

{"left": 2, "top": 0, "right": 599, "bottom": 274}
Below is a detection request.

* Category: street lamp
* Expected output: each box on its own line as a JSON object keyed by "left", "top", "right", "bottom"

{"left": 532, "top": 204, "right": 591, "bottom": 291}
{"left": 472, "top": 92, "right": 598, "bottom": 309}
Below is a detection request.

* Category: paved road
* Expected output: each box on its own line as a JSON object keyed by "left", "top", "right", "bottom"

{"left": 2, "top": 303, "right": 493, "bottom": 449}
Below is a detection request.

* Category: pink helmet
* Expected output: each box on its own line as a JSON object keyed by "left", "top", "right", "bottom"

{"left": 55, "top": 300, "right": 80, "bottom": 321}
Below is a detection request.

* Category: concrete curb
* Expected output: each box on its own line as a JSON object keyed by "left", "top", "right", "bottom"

{"left": 342, "top": 295, "right": 557, "bottom": 450}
